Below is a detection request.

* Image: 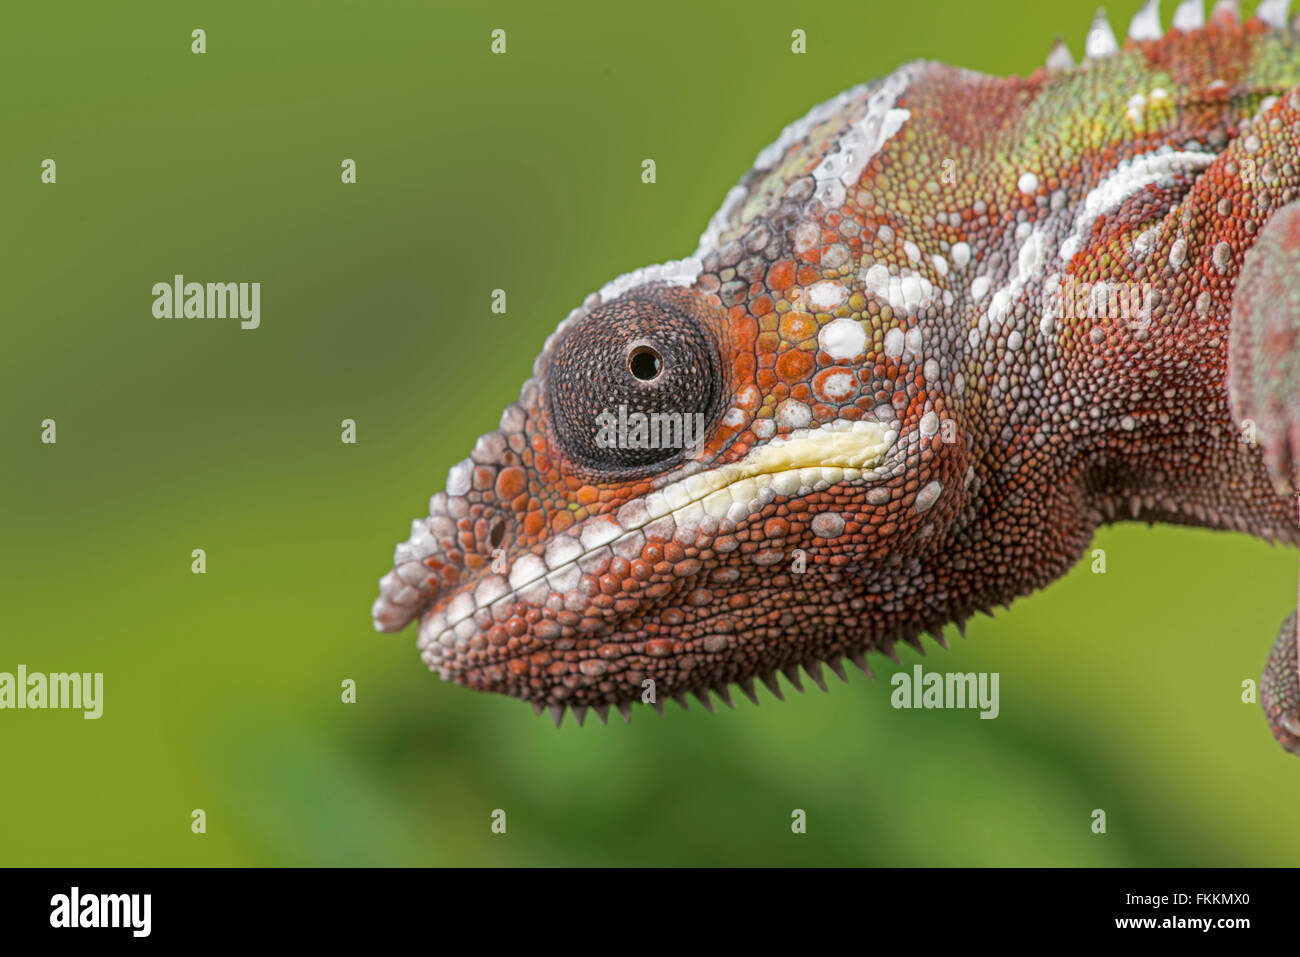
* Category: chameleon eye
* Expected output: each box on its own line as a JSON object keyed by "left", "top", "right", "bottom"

{"left": 627, "top": 343, "right": 663, "bottom": 381}
{"left": 546, "top": 289, "right": 725, "bottom": 473}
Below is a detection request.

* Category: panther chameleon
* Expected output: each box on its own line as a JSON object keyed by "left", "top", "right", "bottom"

{"left": 373, "top": 0, "right": 1300, "bottom": 757}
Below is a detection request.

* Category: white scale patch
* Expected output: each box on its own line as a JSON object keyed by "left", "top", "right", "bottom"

{"left": 775, "top": 398, "right": 813, "bottom": 429}
{"left": 862, "top": 262, "right": 936, "bottom": 315}
{"left": 695, "top": 77, "right": 879, "bottom": 258}
{"left": 883, "top": 326, "right": 905, "bottom": 358}
{"left": 986, "top": 226, "right": 1049, "bottom": 328}
{"left": 807, "top": 280, "right": 846, "bottom": 309}
{"left": 819, "top": 370, "right": 857, "bottom": 398}
{"left": 596, "top": 256, "right": 704, "bottom": 305}
{"left": 809, "top": 69, "right": 913, "bottom": 209}
{"left": 819, "top": 317, "right": 867, "bottom": 359}
{"left": 751, "top": 84, "right": 871, "bottom": 172}
{"left": 1057, "top": 146, "right": 1217, "bottom": 264}
{"left": 694, "top": 68, "right": 912, "bottom": 260}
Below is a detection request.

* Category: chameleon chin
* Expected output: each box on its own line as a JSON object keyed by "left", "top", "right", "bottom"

{"left": 374, "top": 0, "right": 1300, "bottom": 757}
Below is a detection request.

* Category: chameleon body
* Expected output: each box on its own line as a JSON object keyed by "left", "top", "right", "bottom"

{"left": 374, "top": 0, "right": 1300, "bottom": 755}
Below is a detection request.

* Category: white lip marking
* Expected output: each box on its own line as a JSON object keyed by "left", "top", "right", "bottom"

{"left": 579, "top": 517, "right": 622, "bottom": 551}
{"left": 417, "top": 419, "right": 899, "bottom": 651}
{"left": 445, "top": 591, "right": 476, "bottom": 626}
{"left": 508, "top": 554, "right": 547, "bottom": 590}
{"left": 544, "top": 535, "right": 583, "bottom": 570}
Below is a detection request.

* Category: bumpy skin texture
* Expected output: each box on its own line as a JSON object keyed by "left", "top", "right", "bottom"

{"left": 374, "top": 1, "right": 1300, "bottom": 750}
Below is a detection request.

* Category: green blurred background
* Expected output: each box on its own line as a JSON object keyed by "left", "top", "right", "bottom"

{"left": 3, "top": 0, "right": 1299, "bottom": 866}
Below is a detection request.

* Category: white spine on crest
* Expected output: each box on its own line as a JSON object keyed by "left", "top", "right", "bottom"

{"left": 1173, "top": 0, "right": 1205, "bottom": 30}
{"left": 1085, "top": 10, "right": 1119, "bottom": 58}
{"left": 1128, "top": 0, "right": 1163, "bottom": 40}
{"left": 1257, "top": 0, "right": 1291, "bottom": 28}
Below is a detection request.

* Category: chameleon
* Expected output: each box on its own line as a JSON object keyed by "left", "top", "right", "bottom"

{"left": 373, "top": 0, "right": 1300, "bottom": 756}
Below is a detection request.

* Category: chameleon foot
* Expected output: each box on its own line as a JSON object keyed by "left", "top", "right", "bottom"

{"left": 1261, "top": 612, "right": 1300, "bottom": 757}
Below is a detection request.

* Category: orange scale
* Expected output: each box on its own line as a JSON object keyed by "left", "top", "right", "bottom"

{"left": 735, "top": 384, "right": 762, "bottom": 410}
{"left": 779, "top": 311, "right": 817, "bottom": 341}
{"left": 813, "top": 367, "right": 857, "bottom": 402}
{"left": 763, "top": 517, "right": 789, "bottom": 538}
{"left": 775, "top": 349, "right": 815, "bottom": 383}
{"left": 495, "top": 466, "right": 527, "bottom": 499}
{"left": 767, "top": 260, "right": 797, "bottom": 291}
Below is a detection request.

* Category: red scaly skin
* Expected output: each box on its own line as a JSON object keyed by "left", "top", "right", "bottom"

{"left": 373, "top": 1, "right": 1300, "bottom": 753}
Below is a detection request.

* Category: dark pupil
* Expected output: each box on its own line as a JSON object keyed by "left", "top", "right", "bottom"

{"left": 628, "top": 346, "right": 662, "bottom": 381}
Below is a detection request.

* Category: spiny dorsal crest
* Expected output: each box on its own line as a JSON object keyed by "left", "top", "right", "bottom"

{"left": 1046, "top": 0, "right": 1296, "bottom": 70}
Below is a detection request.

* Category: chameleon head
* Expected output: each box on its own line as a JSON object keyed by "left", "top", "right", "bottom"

{"left": 373, "top": 258, "right": 968, "bottom": 718}
{"left": 373, "top": 71, "right": 975, "bottom": 718}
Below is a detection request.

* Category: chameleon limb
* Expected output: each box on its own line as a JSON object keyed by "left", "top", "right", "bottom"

{"left": 1262, "top": 609, "right": 1300, "bottom": 756}
{"left": 1226, "top": 122, "right": 1300, "bottom": 755}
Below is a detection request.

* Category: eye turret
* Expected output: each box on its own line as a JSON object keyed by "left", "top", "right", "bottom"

{"left": 546, "top": 289, "right": 726, "bottom": 473}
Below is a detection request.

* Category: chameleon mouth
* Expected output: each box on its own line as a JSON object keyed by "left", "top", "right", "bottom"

{"left": 416, "top": 417, "right": 900, "bottom": 663}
